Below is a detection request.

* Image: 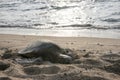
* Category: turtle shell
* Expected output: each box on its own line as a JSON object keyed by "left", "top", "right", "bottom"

{"left": 18, "top": 41, "right": 62, "bottom": 62}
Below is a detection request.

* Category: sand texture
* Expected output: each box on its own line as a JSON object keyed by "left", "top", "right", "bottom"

{"left": 0, "top": 34, "right": 120, "bottom": 80}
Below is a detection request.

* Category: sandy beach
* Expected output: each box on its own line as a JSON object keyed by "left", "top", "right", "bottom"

{"left": 0, "top": 34, "right": 120, "bottom": 80}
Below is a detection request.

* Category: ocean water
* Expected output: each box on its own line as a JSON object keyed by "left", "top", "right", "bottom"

{"left": 0, "top": 0, "right": 120, "bottom": 38}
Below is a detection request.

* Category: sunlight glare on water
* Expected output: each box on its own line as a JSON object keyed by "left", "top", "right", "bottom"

{"left": 0, "top": 0, "right": 120, "bottom": 29}
{"left": 0, "top": 0, "right": 120, "bottom": 38}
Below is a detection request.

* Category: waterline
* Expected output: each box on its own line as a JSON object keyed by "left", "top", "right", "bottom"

{"left": 0, "top": 28, "right": 119, "bottom": 39}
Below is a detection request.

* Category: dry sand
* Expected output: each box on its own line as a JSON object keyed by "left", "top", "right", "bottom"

{"left": 0, "top": 34, "right": 120, "bottom": 80}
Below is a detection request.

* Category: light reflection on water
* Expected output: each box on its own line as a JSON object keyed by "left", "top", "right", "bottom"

{"left": 0, "top": 0, "right": 120, "bottom": 38}
{"left": 0, "top": 0, "right": 120, "bottom": 29}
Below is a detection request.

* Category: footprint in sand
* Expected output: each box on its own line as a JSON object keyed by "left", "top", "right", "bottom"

{"left": 100, "top": 53, "right": 120, "bottom": 75}
{"left": 73, "top": 58, "right": 110, "bottom": 69}
{"left": 80, "top": 76, "right": 109, "bottom": 80}
{"left": 0, "top": 77, "right": 11, "bottom": 80}
{"left": 50, "top": 72, "right": 109, "bottom": 80}
{"left": 104, "top": 63, "right": 120, "bottom": 75}
{"left": 23, "top": 65, "right": 61, "bottom": 75}
{"left": 101, "top": 53, "right": 120, "bottom": 63}
{"left": 0, "top": 61, "right": 10, "bottom": 71}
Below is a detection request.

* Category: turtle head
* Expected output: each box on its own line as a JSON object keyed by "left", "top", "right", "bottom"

{"left": 58, "top": 54, "right": 73, "bottom": 64}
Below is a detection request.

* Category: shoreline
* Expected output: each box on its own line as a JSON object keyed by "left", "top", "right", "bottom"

{"left": 0, "top": 27, "right": 120, "bottom": 39}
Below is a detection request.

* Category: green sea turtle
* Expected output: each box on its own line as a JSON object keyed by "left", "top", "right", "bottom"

{"left": 18, "top": 41, "right": 73, "bottom": 64}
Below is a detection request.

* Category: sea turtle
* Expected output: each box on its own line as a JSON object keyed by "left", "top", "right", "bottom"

{"left": 18, "top": 41, "right": 73, "bottom": 64}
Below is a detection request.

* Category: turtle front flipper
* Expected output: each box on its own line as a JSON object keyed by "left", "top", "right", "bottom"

{"left": 15, "top": 57, "right": 43, "bottom": 65}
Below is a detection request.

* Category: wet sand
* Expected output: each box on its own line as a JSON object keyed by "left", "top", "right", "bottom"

{"left": 0, "top": 34, "right": 120, "bottom": 80}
